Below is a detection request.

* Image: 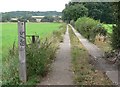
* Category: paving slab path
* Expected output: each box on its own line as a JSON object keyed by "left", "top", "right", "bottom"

{"left": 69, "top": 24, "right": 119, "bottom": 86}
{"left": 39, "top": 25, "right": 73, "bottom": 85}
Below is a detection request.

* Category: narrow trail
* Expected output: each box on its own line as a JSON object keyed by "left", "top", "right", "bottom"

{"left": 39, "top": 25, "right": 73, "bottom": 85}
{"left": 69, "top": 24, "right": 119, "bottom": 85}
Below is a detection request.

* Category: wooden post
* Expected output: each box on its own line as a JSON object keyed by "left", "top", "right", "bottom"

{"left": 18, "top": 21, "right": 27, "bottom": 82}
{"left": 32, "top": 35, "right": 35, "bottom": 43}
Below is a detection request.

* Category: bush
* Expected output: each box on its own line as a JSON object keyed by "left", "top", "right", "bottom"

{"left": 26, "top": 38, "right": 58, "bottom": 77}
{"left": 75, "top": 17, "right": 107, "bottom": 42}
{"left": 41, "top": 16, "right": 54, "bottom": 22}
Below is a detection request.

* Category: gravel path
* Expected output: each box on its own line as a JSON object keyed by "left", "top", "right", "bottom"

{"left": 39, "top": 25, "right": 73, "bottom": 85}
{"left": 69, "top": 24, "right": 119, "bottom": 86}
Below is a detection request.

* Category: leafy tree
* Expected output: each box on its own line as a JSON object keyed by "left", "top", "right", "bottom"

{"left": 62, "top": 4, "right": 88, "bottom": 23}
{"left": 64, "top": 2, "right": 115, "bottom": 24}
{"left": 41, "top": 16, "right": 54, "bottom": 22}
{"left": 112, "top": 2, "right": 120, "bottom": 50}
{"left": 2, "top": 14, "right": 11, "bottom": 22}
{"left": 83, "top": 2, "right": 115, "bottom": 24}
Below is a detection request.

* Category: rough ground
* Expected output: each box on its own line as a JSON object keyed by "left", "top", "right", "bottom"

{"left": 38, "top": 25, "right": 73, "bottom": 85}
{"left": 69, "top": 24, "right": 119, "bottom": 86}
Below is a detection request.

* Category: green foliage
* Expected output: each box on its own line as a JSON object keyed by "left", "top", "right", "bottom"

{"left": 62, "top": 2, "right": 115, "bottom": 24}
{"left": 2, "top": 24, "right": 65, "bottom": 86}
{"left": 1, "top": 23, "right": 61, "bottom": 57}
{"left": 41, "top": 16, "right": 54, "bottom": 22}
{"left": 103, "top": 24, "right": 114, "bottom": 34}
{"left": 62, "top": 4, "right": 88, "bottom": 23}
{"left": 83, "top": 2, "right": 115, "bottom": 24}
{"left": 111, "top": 2, "right": 120, "bottom": 50}
{"left": 26, "top": 38, "right": 58, "bottom": 77}
{"left": 52, "top": 24, "right": 66, "bottom": 42}
{"left": 75, "top": 17, "right": 107, "bottom": 42}
{"left": 1, "top": 11, "right": 62, "bottom": 22}
{"left": 2, "top": 42, "right": 20, "bottom": 85}
{"left": 112, "top": 26, "right": 120, "bottom": 50}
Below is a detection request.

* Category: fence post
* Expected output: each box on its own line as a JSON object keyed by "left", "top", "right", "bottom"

{"left": 18, "top": 21, "right": 27, "bottom": 82}
{"left": 32, "top": 35, "right": 35, "bottom": 43}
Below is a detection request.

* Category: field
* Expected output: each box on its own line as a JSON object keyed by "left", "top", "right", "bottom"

{"left": 103, "top": 24, "right": 114, "bottom": 34}
{"left": 1, "top": 22, "right": 62, "bottom": 56}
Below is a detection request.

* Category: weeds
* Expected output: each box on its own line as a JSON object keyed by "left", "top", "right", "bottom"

{"left": 69, "top": 25, "right": 112, "bottom": 85}
{"left": 2, "top": 24, "right": 66, "bottom": 86}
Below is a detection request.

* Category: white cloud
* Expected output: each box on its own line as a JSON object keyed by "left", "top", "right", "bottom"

{"left": 0, "top": 0, "right": 70, "bottom": 12}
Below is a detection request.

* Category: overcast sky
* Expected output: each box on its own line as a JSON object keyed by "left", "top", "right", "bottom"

{"left": 0, "top": 0, "right": 70, "bottom": 12}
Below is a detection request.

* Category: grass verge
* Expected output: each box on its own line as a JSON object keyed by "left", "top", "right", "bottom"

{"left": 94, "top": 39, "right": 112, "bottom": 52}
{"left": 69, "top": 26, "right": 112, "bottom": 85}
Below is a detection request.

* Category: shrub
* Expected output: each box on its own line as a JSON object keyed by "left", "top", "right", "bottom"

{"left": 75, "top": 17, "right": 107, "bottom": 42}
{"left": 26, "top": 38, "right": 57, "bottom": 77}
{"left": 2, "top": 25, "right": 65, "bottom": 86}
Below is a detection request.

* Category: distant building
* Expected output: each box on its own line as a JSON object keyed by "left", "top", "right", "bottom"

{"left": 32, "top": 16, "right": 45, "bottom": 22}
{"left": 11, "top": 18, "right": 18, "bottom": 22}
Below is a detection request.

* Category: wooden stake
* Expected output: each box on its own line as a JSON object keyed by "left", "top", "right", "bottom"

{"left": 18, "top": 21, "right": 27, "bottom": 82}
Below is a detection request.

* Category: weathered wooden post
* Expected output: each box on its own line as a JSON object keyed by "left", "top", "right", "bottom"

{"left": 18, "top": 21, "right": 27, "bottom": 82}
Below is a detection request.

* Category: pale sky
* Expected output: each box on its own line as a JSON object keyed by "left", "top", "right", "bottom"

{"left": 0, "top": 0, "right": 70, "bottom": 12}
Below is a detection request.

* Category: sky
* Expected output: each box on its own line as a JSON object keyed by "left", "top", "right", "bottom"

{"left": 0, "top": 0, "right": 70, "bottom": 12}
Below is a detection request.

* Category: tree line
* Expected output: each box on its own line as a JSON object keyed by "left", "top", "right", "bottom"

{"left": 62, "top": 2, "right": 119, "bottom": 50}
{"left": 62, "top": 2, "right": 115, "bottom": 24}
{"left": 0, "top": 11, "right": 62, "bottom": 22}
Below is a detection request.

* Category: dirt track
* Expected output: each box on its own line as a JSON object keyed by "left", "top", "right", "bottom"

{"left": 39, "top": 25, "right": 73, "bottom": 85}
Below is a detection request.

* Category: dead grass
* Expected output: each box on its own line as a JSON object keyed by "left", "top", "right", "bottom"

{"left": 69, "top": 26, "right": 113, "bottom": 85}
{"left": 94, "top": 38, "right": 112, "bottom": 52}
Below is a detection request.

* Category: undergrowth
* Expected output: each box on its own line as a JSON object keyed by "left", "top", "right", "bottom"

{"left": 2, "top": 24, "right": 66, "bottom": 86}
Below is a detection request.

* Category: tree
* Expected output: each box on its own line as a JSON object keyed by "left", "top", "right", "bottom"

{"left": 83, "top": 2, "right": 115, "bottom": 24}
{"left": 62, "top": 3, "right": 88, "bottom": 23}
{"left": 112, "top": 2, "right": 120, "bottom": 50}
{"left": 2, "top": 14, "right": 11, "bottom": 22}
{"left": 41, "top": 16, "right": 54, "bottom": 22}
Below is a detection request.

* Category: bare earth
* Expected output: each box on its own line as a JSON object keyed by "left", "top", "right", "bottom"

{"left": 69, "top": 24, "right": 119, "bottom": 86}
{"left": 38, "top": 25, "right": 73, "bottom": 85}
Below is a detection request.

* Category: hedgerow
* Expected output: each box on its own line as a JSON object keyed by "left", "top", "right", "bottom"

{"left": 75, "top": 17, "right": 107, "bottom": 42}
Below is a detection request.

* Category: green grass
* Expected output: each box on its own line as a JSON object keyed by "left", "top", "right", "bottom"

{"left": 1, "top": 22, "right": 62, "bottom": 56}
{"left": 103, "top": 24, "right": 115, "bottom": 34}
{"left": 2, "top": 23, "right": 66, "bottom": 85}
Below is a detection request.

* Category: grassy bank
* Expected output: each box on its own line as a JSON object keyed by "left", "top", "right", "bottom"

{"left": 69, "top": 26, "right": 112, "bottom": 85}
{"left": 2, "top": 23, "right": 66, "bottom": 86}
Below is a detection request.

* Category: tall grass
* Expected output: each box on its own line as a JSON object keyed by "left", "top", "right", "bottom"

{"left": 2, "top": 24, "right": 66, "bottom": 86}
